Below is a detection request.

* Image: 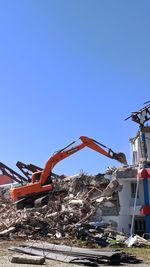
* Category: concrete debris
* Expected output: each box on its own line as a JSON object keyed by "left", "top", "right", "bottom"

{"left": 106, "top": 166, "right": 117, "bottom": 175}
{"left": 114, "top": 166, "right": 138, "bottom": 179}
{"left": 125, "top": 234, "right": 150, "bottom": 247}
{"left": 0, "top": 172, "right": 130, "bottom": 247}
{"left": 75, "top": 221, "right": 126, "bottom": 247}
{"left": 0, "top": 226, "right": 15, "bottom": 236}
{"left": 100, "top": 178, "right": 123, "bottom": 197}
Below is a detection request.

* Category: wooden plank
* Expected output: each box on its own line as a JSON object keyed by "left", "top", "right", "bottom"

{"left": 10, "top": 254, "right": 45, "bottom": 265}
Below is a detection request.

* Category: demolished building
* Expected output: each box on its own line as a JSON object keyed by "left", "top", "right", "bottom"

{"left": 109, "top": 104, "right": 150, "bottom": 237}
{"left": 0, "top": 103, "right": 150, "bottom": 241}
{"left": 111, "top": 126, "right": 150, "bottom": 237}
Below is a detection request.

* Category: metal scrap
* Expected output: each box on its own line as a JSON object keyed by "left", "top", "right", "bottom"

{"left": 9, "top": 242, "right": 142, "bottom": 265}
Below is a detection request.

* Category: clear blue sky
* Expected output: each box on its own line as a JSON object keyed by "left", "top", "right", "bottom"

{"left": 0, "top": 0, "right": 149, "bottom": 175}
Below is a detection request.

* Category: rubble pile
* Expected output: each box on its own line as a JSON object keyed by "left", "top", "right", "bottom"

{"left": 0, "top": 172, "right": 123, "bottom": 242}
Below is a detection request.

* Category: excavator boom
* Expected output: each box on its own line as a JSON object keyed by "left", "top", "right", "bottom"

{"left": 37, "top": 136, "right": 127, "bottom": 186}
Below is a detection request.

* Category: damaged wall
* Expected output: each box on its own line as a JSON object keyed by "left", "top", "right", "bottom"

{"left": 112, "top": 165, "right": 150, "bottom": 235}
{"left": 130, "top": 127, "right": 150, "bottom": 164}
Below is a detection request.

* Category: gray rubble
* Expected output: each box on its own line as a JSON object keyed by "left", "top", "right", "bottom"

{"left": 114, "top": 166, "right": 138, "bottom": 179}
{"left": 0, "top": 172, "right": 123, "bottom": 242}
{"left": 0, "top": 171, "right": 149, "bottom": 248}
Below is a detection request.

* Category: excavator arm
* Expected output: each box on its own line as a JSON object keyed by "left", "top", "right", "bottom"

{"left": 33, "top": 136, "right": 127, "bottom": 186}
{"left": 10, "top": 136, "right": 127, "bottom": 204}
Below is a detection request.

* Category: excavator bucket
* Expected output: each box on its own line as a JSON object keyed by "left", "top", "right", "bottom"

{"left": 114, "top": 152, "right": 127, "bottom": 164}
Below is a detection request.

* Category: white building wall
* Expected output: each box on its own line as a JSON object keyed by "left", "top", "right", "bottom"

{"left": 131, "top": 132, "right": 150, "bottom": 164}
{"left": 146, "top": 132, "right": 150, "bottom": 160}
{"left": 101, "top": 180, "right": 132, "bottom": 234}
{"left": 129, "top": 180, "right": 144, "bottom": 207}
{"left": 103, "top": 128, "right": 150, "bottom": 235}
{"left": 102, "top": 178, "right": 150, "bottom": 235}
{"left": 117, "top": 180, "right": 132, "bottom": 234}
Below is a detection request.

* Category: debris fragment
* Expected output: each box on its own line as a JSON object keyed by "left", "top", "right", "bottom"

{"left": 10, "top": 254, "right": 45, "bottom": 265}
{"left": 0, "top": 226, "right": 15, "bottom": 236}
{"left": 125, "top": 234, "right": 150, "bottom": 247}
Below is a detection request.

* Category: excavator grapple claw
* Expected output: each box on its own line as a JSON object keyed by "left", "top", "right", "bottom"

{"left": 114, "top": 152, "right": 127, "bottom": 165}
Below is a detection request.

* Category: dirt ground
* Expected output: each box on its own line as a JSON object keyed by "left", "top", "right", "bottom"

{"left": 0, "top": 241, "right": 150, "bottom": 267}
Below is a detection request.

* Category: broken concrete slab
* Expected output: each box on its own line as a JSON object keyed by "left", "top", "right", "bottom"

{"left": 125, "top": 234, "right": 150, "bottom": 247}
{"left": 114, "top": 166, "right": 138, "bottom": 179}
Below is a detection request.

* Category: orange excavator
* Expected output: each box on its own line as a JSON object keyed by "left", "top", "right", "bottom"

{"left": 10, "top": 136, "right": 127, "bottom": 208}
